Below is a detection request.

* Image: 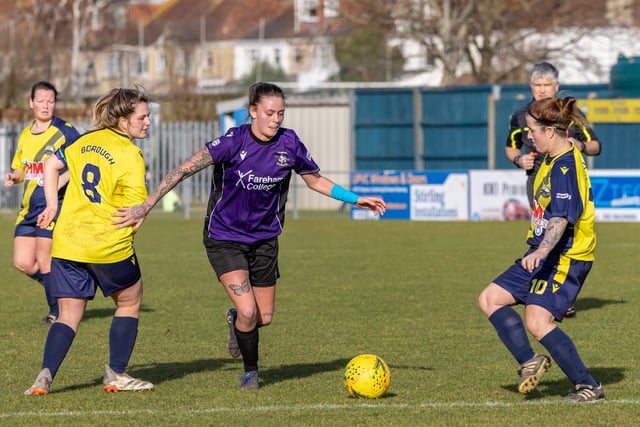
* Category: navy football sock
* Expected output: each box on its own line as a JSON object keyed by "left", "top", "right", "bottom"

{"left": 41, "top": 272, "right": 59, "bottom": 318}
{"left": 29, "top": 270, "right": 44, "bottom": 283}
{"left": 489, "top": 306, "right": 535, "bottom": 364}
{"left": 236, "top": 326, "right": 259, "bottom": 372}
{"left": 42, "top": 322, "right": 76, "bottom": 379}
{"left": 109, "top": 316, "right": 139, "bottom": 374}
{"left": 540, "top": 327, "right": 598, "bottom": 387}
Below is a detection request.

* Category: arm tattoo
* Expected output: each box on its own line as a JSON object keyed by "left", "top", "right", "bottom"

{"left": 228, "top": 278, "right": 251, "bottom": 296}
{"left": 191, "top": 148, "right": 214, "bottom": 172}
{"left": 145, "top": 148, "right": 213, "bottom": 211}
{"left": 131, "top": 204, "right": 148, "bottom": 220}
{"left": 541, "top": 217, "right": 568, "bottom": 250}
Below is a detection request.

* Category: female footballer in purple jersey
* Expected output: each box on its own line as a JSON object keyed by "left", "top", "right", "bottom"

{"left": 114, "top": 82, "right": 386, "bottom": 390}
{"left": 478, "top": 96, "right": 603, "bottom": 402}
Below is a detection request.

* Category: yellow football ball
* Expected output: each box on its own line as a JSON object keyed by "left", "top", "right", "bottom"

{"left": 343, "top": 354, "right": 390, "bottom": 398}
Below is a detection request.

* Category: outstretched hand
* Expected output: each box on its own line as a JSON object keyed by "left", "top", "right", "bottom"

{"left": 112, "top": 204, "right": 149, "bottom": 230}
{"left": 354, "top": 196, "right": 386, "bottom": 216}
{"left": 4, "top": 172, "right": 17, "bottom": 188}
{"left": 37, "top": 206, "right": 58, "bottom": 229}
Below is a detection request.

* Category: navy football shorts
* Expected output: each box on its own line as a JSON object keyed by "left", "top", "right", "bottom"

{"left": 15, "top": 223, "right": 54, "bottom": 239}
{"left": 50, "top": 254, "right": 142, "bottom": 299}
{"left": 493, "top": 248, "right": 592, "bottom": 321}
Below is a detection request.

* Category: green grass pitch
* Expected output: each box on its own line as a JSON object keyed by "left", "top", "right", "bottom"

{"left": 1, "top": 212, "right": 639, "bottom": 426}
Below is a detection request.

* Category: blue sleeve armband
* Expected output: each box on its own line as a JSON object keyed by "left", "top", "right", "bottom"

{"left": 330, "top": 184, "right": 360, "bottom": 204}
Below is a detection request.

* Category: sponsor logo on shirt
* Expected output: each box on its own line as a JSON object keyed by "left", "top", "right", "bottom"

{"left": 531, "top": 200, "right": 548, "bottom": 237}
{"left": 23, "top": 161, "right": 44, "bottom": 184}
{"left": 236, "top": 169, "right": 284, "bottom": 191}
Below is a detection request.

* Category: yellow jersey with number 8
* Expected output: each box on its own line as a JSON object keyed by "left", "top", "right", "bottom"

{"left": 52, "top": 128, "right": 147, "bottom": 263}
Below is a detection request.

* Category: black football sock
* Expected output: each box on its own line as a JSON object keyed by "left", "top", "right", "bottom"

{"left": 235, "top": 325, "right": 259, "bottom": 372}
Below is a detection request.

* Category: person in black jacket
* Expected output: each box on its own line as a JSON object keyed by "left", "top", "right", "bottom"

{"left": 505, "top": 62, "right": 602, "bottom": 207}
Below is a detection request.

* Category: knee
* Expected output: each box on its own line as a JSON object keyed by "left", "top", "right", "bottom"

{"left": 13, "top": 261, "right": 33, "bottom": 275}
{"left": 113, "top": 283, "right": 143, "bottom": 315}
{"left": 524, "top": 317, "right": 553, "bottom": 341}
{"left": 478, "top": 283, "right": 514, "bottom": 318}
{"left": 523, "top": 305, "right": 557, "bottom": 340}
{"left": 236, "top": 306, "right": 259, "bottom": 325}
{"left": 525, "top": 323, "right": 543, "bottom": 341}
{"left": 478, "top": 286, "right": 495, "bottom": 316}
{"left": 259, "top": 312, "right": 274, "bottom": 327}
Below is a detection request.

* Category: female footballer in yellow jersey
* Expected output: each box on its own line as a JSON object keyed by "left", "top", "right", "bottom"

{"left": 24, "top": 87, "right": 154, "bottom": 395}
{"left": 479, "top": 96, "right": 603, "bottom": 403}
{"left": 3, "top": 81, "right": 80, "bottom": 325}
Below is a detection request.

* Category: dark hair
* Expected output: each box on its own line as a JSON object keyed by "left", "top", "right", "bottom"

{"left": 527, "top": 96, "right": 589, "bottom": 132}
{"left": 247, "top": 82, "right": 285, "bottom": 108}
{"left": 93, "top": 85, "right": 150, "bottom": 129}
{"left": 530, "top": 62, "right": 559, "bottom": 83}
{"left": 30, "top": 81, "right": 58, "bottom": 101}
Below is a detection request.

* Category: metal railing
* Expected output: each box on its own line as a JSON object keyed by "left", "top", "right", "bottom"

{"left": 1, "top": 122, "right": 347, "bottom": 218}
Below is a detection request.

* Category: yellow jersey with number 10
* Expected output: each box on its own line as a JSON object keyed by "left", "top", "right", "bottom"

{"left": 52, "top": 128, "right": 147, "bottom": 263}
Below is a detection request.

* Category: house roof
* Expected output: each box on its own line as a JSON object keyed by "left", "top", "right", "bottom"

{"left": 142, "top": 0, "right": 224, "bottom": 44}
{"left": 140, "top": 0, "right": 350, "bottom": 46}
{"left": 202, "top": 0, "right": 292, "bottom": 40}
{"left": 129, "top": 3, "right": 166, "bottom": 25}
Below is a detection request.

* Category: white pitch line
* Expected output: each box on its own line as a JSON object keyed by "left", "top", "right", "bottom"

{"left": 2, "top": 399, "right": 640, "bottom": 419}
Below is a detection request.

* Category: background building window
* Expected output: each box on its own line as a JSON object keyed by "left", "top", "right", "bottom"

{"left": 274, "top": 48, "right": 281, "bottom": 66}
{"left": 324, "top": 0, "right": 339, "bottom": 18}
{"left": 103, "top": 53, "right": 120, "bottom": 79}
{"left": 157, "top": 51, "right": 166, "bottom": 73}
{"left": 133, "top": 52, "right": 148, "bottom": 76}
{"left": 298, "top": 0, "right": 319, "bottom": 23}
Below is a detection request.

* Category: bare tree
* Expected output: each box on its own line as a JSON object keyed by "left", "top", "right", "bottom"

{"left": 343, "top": 0, "right": 604, "bottom": 85}
{"left": 461, "top": 0, "right": 594, "bottom": 84}
{"left": 342, "top": 0, "right": 477, "bottom": 84}
{"left": 4, "top": 0, "right": 72, "bottom": 104}
{"left": 67, "top": 0, "right": 110, "bottom": 104}
{"left": 5, "top": 0, "right": 111, "bottom": 106}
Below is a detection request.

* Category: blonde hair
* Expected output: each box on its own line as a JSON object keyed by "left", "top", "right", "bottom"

{"left": 93, "top": 85, "right": 150, "bottom": 129}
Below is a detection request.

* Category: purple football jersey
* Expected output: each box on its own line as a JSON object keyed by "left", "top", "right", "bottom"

{"left": 204, "top": 124, "right": 320, "bottom": 244}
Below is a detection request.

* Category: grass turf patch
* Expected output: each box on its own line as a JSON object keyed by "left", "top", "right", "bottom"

{"left": 1, "top": 213, "right": 639, "bottom": 426}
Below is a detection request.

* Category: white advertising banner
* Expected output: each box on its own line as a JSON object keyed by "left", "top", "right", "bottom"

{"left": 352, "top": 169, "right": 640, "bottom": 222}
{"left": 590, "top": 170, "right": 640, "bottom": 222}
{"left": 409, "top": 173, "right": 469, "bottom": 221}
{"left": 469, "top": 170, "right": 530, "bottom": 221}
{"left": 351, "top": 171, "right": 468, "bottom": 220}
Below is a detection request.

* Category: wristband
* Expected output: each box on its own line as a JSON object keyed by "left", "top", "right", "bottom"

{"left": 330, "top": 184, "right": 360, "bottom": 204}
{"left": 513, "top": 155, "right": 521, "bottom": 168}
